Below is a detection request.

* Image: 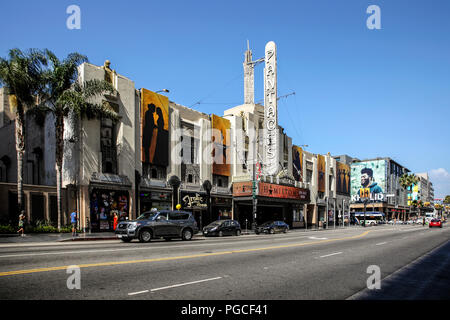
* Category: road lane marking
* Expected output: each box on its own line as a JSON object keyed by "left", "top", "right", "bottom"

{"left": 128, "top": 290, "right": 149, "bottom": 296}
{"left": 0, "top": 235, "right": 313, "bottom": 258}
{"left": 150, "top": 277, "right": 223, "bottom": 292}
{"left": 0, "top": 230, "right": 371, "bottom": 277}
{"left": 319, "top": 252, "right": 342, "bottom": 258}
{"left": 376, "top": 242, "right": 387, "bottom": 246}
{"left": 309, "top": 237, "right": 328, "bottom": 240}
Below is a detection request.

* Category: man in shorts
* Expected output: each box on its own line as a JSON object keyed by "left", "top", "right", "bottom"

{"left": 70, "top": 209, "right": 78, "bottom": 237}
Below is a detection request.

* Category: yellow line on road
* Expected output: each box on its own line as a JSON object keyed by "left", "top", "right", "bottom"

{"left": 0, "top": 230, "right": 371, "bottom": 277}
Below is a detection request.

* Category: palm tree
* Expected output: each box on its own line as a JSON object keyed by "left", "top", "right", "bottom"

{"left": 0, "top": 49, "right": 47, "bottom": 217}
{"left": 35, "top": 50, "right": 118, "bottom": 230}
{"left": 400, "top": 173, "right": 419, "bottom": 221}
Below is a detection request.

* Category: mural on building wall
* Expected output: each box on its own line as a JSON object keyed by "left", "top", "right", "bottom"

{"left": 317, "top": 154, "right": 326, "bottom": 193}
{"left": 351, "top": 159, "right": 387, "bottom": 203}
{"left": 211, "top": 114, "right": 231, "bottom": 176}
{"left": 336, "top": 161, "right": 350, "bottom": 195}
{"left": 292, "top": 146, "right": 303, "bottom": 182}
{"left": 408, "top": 184, "right": 419, "bottom": 205}
{"left": 141, "top": 88, "right": 169, "bottom": 166}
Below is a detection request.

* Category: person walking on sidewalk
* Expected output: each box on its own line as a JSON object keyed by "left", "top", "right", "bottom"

{"left": 113, "top": 212, "right": 118, "bottom": 231}
{"left": 17, "top": 210, "right": 26, "bottom": 237}
{"left": 71, "top": 210, "right": 78, "bottom": 237}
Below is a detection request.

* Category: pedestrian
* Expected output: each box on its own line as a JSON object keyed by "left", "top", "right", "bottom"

{"left": 422, "top": 217, "right": 425, "bottom": 227}
{"left": 70, "top": 209, "right": 78, "bottom": 237}
{"left": 17, "top": 210, "right": 26, "bottom": 237}
{"left": 113, "top": 212, "right": 118, "bottom": 231}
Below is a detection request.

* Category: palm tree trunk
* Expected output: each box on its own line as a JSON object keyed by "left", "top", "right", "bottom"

{"left": 15, "top": 102, "right": 25, "bottom": 216}
{"left": 55, "top": 113, "right": 64, "bottom": 231}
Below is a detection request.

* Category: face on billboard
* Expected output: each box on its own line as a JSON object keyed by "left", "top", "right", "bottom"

{"left": 351, "top": 160, "right": 386, "bottom": 202}
{"left": 141, "top": 88, "right": 169, "bottom": 166}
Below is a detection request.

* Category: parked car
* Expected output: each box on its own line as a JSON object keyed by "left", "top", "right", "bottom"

{"left": 360, "top": 219, "right": 377, "bottom": 226}
{"left": 115, "top": 210, "right": 199, "bottom": 243}
{"left": 416, "top": 218, "right": 424, "bottom": 224}
{"left": 255, "top": 221, "right": 289, "bottom": 234}
{"left": 203, "top": 220, "right": 241, "bottom": 237}
{"left": 429, "top": 219, "right": 442, "bottom": 228}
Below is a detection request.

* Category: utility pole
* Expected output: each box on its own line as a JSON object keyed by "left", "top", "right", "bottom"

{"left": 252, "top": 136, "right": 258, "bottom": 230}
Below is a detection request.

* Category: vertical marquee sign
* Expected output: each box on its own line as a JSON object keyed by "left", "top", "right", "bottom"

{"left": 264, "top": 41, "right": 278, "bottom": 176}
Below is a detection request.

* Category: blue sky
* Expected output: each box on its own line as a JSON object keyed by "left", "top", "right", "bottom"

{"left": 1, "top": 0, "right": 449, "bottom": 198}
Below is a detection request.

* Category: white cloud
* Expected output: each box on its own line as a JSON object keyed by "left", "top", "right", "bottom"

{"left": 429, "top": 168, "right": 450, "bottom": 179}
{"left": 429, "top": 168, "right": 450, "bottom": 199}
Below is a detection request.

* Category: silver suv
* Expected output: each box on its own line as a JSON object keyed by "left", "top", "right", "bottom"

{"left": 115, "top": 210, "right": 199, "bottom": 243}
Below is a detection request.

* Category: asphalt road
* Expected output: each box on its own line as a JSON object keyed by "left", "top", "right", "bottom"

{"left": 0, "top": 224, "right": 449, "bottom": 300}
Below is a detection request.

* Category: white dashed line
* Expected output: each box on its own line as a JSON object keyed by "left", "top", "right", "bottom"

{"left": 319, "top": 252, "right": 343, "bottom": 258}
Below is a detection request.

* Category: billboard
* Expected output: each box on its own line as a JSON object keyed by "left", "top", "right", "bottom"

{"left": 336, "top": 161, "right": 350, "bottom": 195}
{"left": 141, "top": 88, "right": 169, "bottom": 166}
{"left": 317, "top": 155, "right": 326, "bottom": 193}
{"left": 351, "top": 160, "right": 387, "bottom": 203}
{"left": 292, "top": 146, "right": 303, "bottom": 182}
{"left": 211, "top": 114, "right": 231, "bottom": 176}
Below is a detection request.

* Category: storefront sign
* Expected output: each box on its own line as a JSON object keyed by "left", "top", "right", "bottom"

{"left": 181, "top": 192, "right": 207, "bottom": 209}
{"left": 233, "top": 182, "right": 253, "bottom": 197}
{"left": 258, "top": 182, "right": 310, "bottom": 201}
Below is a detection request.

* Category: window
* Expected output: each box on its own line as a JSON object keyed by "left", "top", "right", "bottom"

{"left": 101, "top": 118, "right": 117, "bottom": 174}
{"left": 306, "top": 169, "right": 313, "bottom": 184}
{"left": 151, "top": 169, "right": 157, "bottom": 179}
{"left": 188, "top": 174, "right": 193, "bottom": 183}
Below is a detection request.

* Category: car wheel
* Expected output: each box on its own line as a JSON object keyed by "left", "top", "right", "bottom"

{"left": 219, "top": 231, "right": 223, "bottom": 237}
{"left": 235, "top": 230, "right": 241, "bottom": 236}
{"left": 121, "top": 237, "right": 132, "bottom": 243}
{"left": 255, "top": 231, "right": 260, "bottom": 235}
{"left": 139, "top": 229, "right": 152, "bottom": 243}
{"left": 269, "top": 228, "right": 275, "bottom": 234}
{"left": 283, "top": 228, "right": 287, "bottom": 233}
{"left": 182, "top": 228, "right": 193, "bottom": 241}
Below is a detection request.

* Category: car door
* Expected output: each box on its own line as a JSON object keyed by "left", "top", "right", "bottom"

{"left": 154, "top": 212, "right": 170, "bottom": 236}
{"left": 222, "top": 220, "right": 231, "bottom": 235}
{"left": 168, "top": 211, "right": 188, "bottom": 236}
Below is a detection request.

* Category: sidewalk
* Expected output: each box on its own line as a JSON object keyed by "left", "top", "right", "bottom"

{"left": 0, "top": 232, "right": 117, "bottom": 243}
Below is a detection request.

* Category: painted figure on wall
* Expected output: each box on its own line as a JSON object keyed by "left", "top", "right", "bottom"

{"left": 141, "top": 89, "right": 169, "bottom": 166}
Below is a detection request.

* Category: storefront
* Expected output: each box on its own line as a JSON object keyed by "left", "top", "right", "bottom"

{"left": 139, "top": 189, "right": 172, "bottom": 213}
{"left": 89, "top": 188, "right": 130, "bottom": 232}
{"left": 211, "top": 195, "right": 232, "bottom": 221}
{"left": 232, "top": 181, "right": 310, "bottom": 229}
{"left": 180, "top": 190, "right": 209, "bottom": 229}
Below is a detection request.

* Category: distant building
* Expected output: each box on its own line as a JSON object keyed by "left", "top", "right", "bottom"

{"left": 349, "top": 157, "right": 411, "bottom": 220}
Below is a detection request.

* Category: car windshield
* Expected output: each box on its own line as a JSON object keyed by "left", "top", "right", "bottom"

{"left": 261, "top": 221, "right": 274, "bottom": 226}
{"left": 136, "top": 212, "right": 159, "bottom": 220}
{"left": 207, "top": 220, "right": 225, "bottom": 227}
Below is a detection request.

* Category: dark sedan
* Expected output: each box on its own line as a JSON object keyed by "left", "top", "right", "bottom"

{"left": 203, "top": 220, "right": 241, "bottom": 237}
{"left": 255, "top": 221, "right": 289, "bottom": 234}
